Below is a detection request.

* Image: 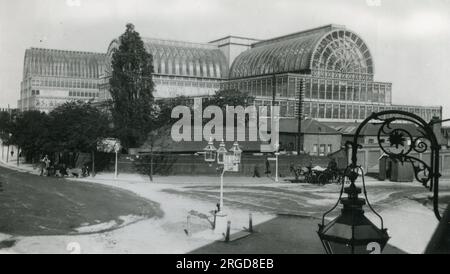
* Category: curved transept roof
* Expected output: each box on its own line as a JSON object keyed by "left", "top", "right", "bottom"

{"left": 229, "top": 25, "right": 374, "bottom": 79}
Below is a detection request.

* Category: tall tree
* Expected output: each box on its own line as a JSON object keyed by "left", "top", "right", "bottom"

{"left": 0, "top": 111, "right": 11, "bottom": 142}
{"left": 9, "top": 110, "right": 52, "bottom": 162}
{"left": 49, "top": 101, "right": 110, "bottom": 164}
{"left": 109, "top": 23, "right": 155, "bottom": 149}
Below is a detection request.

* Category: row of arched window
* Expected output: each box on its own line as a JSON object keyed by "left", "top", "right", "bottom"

{"left": 152, "top": 55, "right": 224, "bottom": 78}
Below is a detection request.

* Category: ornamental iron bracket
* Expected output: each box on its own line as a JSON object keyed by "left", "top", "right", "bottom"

{"left": 347, "top": 110, "right": 447, "bottom": 221}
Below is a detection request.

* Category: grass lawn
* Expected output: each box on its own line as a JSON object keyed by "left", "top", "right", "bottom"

{"left": 0, "top": 166, "right": 163, "bottom": 236}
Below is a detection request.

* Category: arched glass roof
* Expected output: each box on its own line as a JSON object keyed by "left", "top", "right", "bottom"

{"left": 229, "top": 25, "right": 374, "bottom": 79}
{"left": 310, "top": 29, "right": 374, "bottom": 74}
{"left": 107, "top": 38, "right": 228, "bottom": 79}
{"left": 23, "top": 48, "right": 107, "bottom": 79}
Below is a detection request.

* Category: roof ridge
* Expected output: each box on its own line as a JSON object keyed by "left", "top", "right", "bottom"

{"left": 142, "top": 37, "right": 218, "bottom": 50}
{"left": 252, "top": 24, "right": 345, "bottom": 48}
{"left": 28, "top": 47, "right": 106, "bottom": 56}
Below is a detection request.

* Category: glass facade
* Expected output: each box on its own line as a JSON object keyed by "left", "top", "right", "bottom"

{"left": 222, "top": 26, "right": 440, "bottom": 122}
{"left": 18, "top": 48, "right": 106, "bottom": 112}
{"left": 18, "top": 25, "right": 442, "bottom": 121}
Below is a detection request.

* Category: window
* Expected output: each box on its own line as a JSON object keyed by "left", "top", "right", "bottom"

{"left": 367, "top": 84, "right": 373, "bottom": 102}
{"left": 340, "top": 105, "right": 346, "bottom": 119}
{"left": 287, "top": 101, "right": 295, "bottom": 117}
{"left": 282, "top": 77, "right": 288, "bottom": 97}
{"left": 313, "top": 144, "right": 318, "bottom": 154}
{"left": 327, "top": 144, "right": 332, "bottom": 153}
{"left": 379, "top": 85, "right": 385, "bottom": 104}
{"left": 326, "top": 80, "right": 332, "bottom": 100}
{"left": 304, "top": 102, "right": 310, "bottom": 118}
{"left": 354, "top": 83, "right": 360, "bottom": 101}
{"left": 319, "top": 79, "right": 326, "bottom": 99}
{"left": 326, "top": 104, "right": 332, "bottom": 119}
{"left": 386, "top": 85, "right": 392, "bottom": 104}
{"left": 359, "top": 106, "right": 366, "bottom": 119}
{"left": 347, "top": 83, "right": 353, "bottom": 101}
{"left": 312, "top": 79, "right": 319, "bottom": 99}
{"left": 360, "top": 83, "right": 367, "bottom": 101}
{"left": 333, "top": 80, "right": 339, "bottom": 100}
{"left": 353, "top": 105, "right": 359, "bottom": 120}
{"left": 319, "top": 104, "right": 325, "bottom": 118}
{"left": 304, "top": 78, "right": 311, "bottom": 99}
{"left": 319, "top": 144, "right": 326, "bottom": 156}
{"left": 311, "top": 103, "right": 318, "bottom": 119}
{"left": 373, "top": 84, "right": 379, "bottom": 103}
{"left": 280, "top": 101, "right": 287, "bottom": 117}
{"left": 339, "top": 81, "right": 346, "bottom": 100}
{"left": 333, "top": 104, "right": 339, "bottom": 119}
{"left": 277, "top": 77, "right": 283, "bottom": 97}
{"left": 265, "top": 79, "right": 271, "bottom": 97}
{"left": 347, "top": 105, "right": 353, "bottom": 119}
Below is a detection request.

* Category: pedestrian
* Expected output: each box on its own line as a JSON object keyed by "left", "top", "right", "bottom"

{"left": 39, "top": 155, "right": 48, "bottom": 176}
{"left": 265, "top": 158, "right": 271, "bottom": 177}
{"left": 253, "top": 165, "right": 260, "bottom": 178}
{"left": 43, "top": 155, "right": 51, "bottom": 176}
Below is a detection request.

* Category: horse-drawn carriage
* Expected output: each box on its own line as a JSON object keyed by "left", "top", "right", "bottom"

{"left": 288, "top": 161, "right": 344, "bottom": 185}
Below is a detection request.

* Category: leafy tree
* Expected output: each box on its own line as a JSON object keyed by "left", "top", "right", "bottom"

{"left": 49, "top": 101, "right": 111, "bottom": 164}
{"left": 109, "top": 23, "right": 155, "bottom": 149}
{"left": 0, "top": 111, "right": 12, "bottom": 144}
{"left": 205, "top": 89, "right": 254, "bottom": 109}
{"left": 153, "top": 96, "right": 192, "bottom": 128}
{"left": 9, "top": 110, "right": 52, "bottom": 162}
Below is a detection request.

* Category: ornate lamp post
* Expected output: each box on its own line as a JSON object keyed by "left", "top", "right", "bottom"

{"left": 203, "top": 138, "right": 217, "bottom": 163}
{"left": 216, "top": 140, "right": 227, "bottom": 165}
{"left": 273, "top": 143, "right": 280, "bottom": 183}
{"left": 203, "top": 139, "right": 242, "bottom": 233}
{"left": 230, "top": 141, "right": 242, "bottom": 164}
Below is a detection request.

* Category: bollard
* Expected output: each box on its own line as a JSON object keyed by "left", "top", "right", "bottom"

{"left": 186, "top": 215, "right": 191, "bottom": 236}
{"left": 249, "top": 213, "right": 253, "bottom": 233}
{"left": 213, "top": 210, "right": 217, "bottom": 229}
{"left": 225, "top": 221, "right": 231, "bottom": 242}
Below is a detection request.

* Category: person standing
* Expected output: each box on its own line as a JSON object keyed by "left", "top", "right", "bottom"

{"left": 265, "top": 158, "right": 271, "bottom": 177}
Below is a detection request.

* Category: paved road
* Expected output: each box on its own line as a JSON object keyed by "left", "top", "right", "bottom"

{"left": 0, "top": 165, "right": 162, "bottom": 236}
{"left": 190, "top": 215, "right": 405, "bottom": 254}
{"left": 163, "top": 180, "right": 450, "bottom": 218}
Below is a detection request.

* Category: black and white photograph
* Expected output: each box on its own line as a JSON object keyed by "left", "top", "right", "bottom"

{"left": 0, "top": 0, "right": 449, "bottom": 260}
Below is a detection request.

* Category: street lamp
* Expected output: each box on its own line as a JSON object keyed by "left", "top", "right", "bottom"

{"left": 317, "top": 169, "right": 390, "bottom": 254}
{"left": 203, "top": 139, "right": 242, "bottom": 234}
{"left": 230, "top": 141, "right": 242, "bottom": 164}
{"left": 216, "top": 140, "right": 227, "bottom": 165}
{"left": 203, "top": 138, "right": 217, "bottom": 163}
{"left": 273, "top": 143, "right": 280, "bottom": 183}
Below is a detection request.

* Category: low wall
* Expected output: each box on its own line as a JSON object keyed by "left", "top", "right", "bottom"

{"left": 113, "top": 153, "right": 331, "bottom": 177}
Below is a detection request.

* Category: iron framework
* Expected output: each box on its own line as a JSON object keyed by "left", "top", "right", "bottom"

{"left": 321, "top": 110, "right": 447, "bottom": 227}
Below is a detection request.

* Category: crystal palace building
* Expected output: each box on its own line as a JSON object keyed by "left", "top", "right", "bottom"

{"left": 18, "top": 24, "right": 442, "bottom": 121}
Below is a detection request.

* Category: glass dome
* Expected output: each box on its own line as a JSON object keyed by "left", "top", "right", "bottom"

{"left": 229, "top": 25, "right": 374, "bottom": 79}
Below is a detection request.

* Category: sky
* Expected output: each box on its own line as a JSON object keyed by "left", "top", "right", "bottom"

{"left": 0, "top": 0, "right": 449, "bottom": 117}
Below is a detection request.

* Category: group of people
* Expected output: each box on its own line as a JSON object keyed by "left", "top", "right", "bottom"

{"left": 38, "top": 155, "right": 90, "bottom": 178}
